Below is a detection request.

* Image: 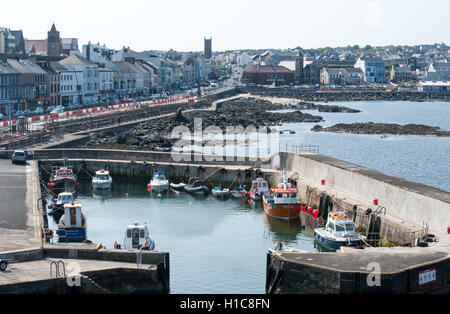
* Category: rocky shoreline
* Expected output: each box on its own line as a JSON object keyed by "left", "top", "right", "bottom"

{"left": 311, "top": 123, "right": 450, "bottom": 137}
{"left": 82, "top": 98, "right": 325, "bottom": 151}
{"left": 242, "top": 87, "right": 450, "bottom": 102}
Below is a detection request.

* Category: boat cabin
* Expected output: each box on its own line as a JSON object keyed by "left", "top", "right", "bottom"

{"left": 123, "top": 222, "right": 153, "bottom": 250}
{"left": 325, "top": 212, "right": 358, "bottom": 238}
{"left": 153, "top": 172, "right": 167, "bottom": 181}
{"left": 250, "top": 178, "right": 269, "bottom": 195}
{"left": 57, "top": 192, "right": 73, "bottom": 206}
{"left": 53, "top": 167, "right": 75, "bottom": 179}
{"left": 95, "top": 170, "right": 110, "bottom": 180}
{"left": 61, "top": 203, "right": 85, "bottom": 228}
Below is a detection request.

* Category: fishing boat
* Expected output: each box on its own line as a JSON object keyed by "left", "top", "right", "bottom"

{"left": 170, "top": 182, "right": 186, "bottom": 191}
{"left": 149, "top": 172, "right": 169, "bottom": 194}
{"left": 212, "top": 185, "right": 231, "bottom": 198}
{"left": 314, "top": 212, "right": 366, "bottom": 251}
{"left": 249, "top": 178, "right": 270, "bottom": 201}
{"left": 262, "top": 170, "right": 301, "bottom": 220}
{"left": 57, "top": 202, "right": 87, "bottom": 243}
{"left": 48, "top": 191, "right": 74, "bottom": 214}
{"left": 48, "top": 167, "right": 77, "bottom": 192}
{"left": 232, "top": 186, "right": 247, "bottom": 198}
{"left": 184, "top": 177, "right": 209, "bottom": 195}
{"left": 92, "top": 169, "right": 113, "bottom": 190}
{"left": 114, "top": 222, "right": 155, "bottom": 251}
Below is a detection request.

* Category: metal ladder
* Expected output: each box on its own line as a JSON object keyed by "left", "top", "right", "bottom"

{"left": 50, "top": 260, "right": 66, "bottom": 294}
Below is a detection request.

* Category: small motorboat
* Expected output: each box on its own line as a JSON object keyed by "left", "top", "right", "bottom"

{"left": 48, "top": 191, "right": 74, "bottom": 214}
{"left": 92, "top": 169, "right": 113, "bottom": 190}
{"left": 232, "top": 187, "right": 247, "bottom": 198}
{"left": 263, "top": 169, "right": 301, "bottom": 221}
{"left": 57, "top": 202, "right": 87, "bottom": 243}
{"left": 149, "top": 172, "right": 169, "bottom": 194}
{"left": 212, "top": 185, "right": 232, "bottom": 198}
{"left": 314, "top": 212, "right": 366, "bottom": 251}
{"left": 170, "top": 182, "right": 186, "bottom": 191}
{"left": 249, "top": 177, "right": 270, "bottom": 201}
{"left": 184, "top": 177, "right": 209, "bottom": 195}
{"left": 114, "top": 222, "right": 155, "bottom": 251}
{"left": 48, "top": 167, "right": 77, "bottom": 193}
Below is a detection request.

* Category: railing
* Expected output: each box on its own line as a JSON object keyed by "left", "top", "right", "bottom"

{"left": 279, "top": 142, "right": 320, "bottom": 154}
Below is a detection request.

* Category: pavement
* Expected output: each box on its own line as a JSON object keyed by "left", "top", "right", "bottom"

{"left": 0, "top": 258, "right": 155, "bottom": 286}
{"left": 0, "top": 159, "right": 40, "bottom": 251}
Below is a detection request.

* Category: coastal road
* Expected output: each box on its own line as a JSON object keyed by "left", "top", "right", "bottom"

{"left": 0, "top": 159, "right": 39, "bottom": 251}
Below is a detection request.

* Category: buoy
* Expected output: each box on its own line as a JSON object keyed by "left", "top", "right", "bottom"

{"left": 373, "top": 198, "right": 379, "bottom": 206}
{"left": 301, "top": 205, "right": 307, "bottom": 213}
{"left": 144, "top": 241, "right": 148, "bottom": 248}
{"left": 308, "top": 207, "right": 313, "bottom": 214}
{"left": 114, "top": 241, "right": 117, "bottom": 249}
{"left": 447, "top": 226, "right": 450, "bottom": 235}
{"left": 312, "top": 209, "right": 319, "bottom": 219}
{"left": 321, "top": 179, "right": 326, "bottom": 185}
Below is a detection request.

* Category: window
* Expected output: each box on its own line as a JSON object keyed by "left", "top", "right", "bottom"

{"left": 345, "top": 223, "right": 355, "bottom": 231}
{"left": 336, "top": 224, "right": 345, "bottom": 232}
{"left": 127, "top": 229, "right": 131, "bottom": 238}
{"left": 140, "top": 230, "right": 145, "bottom": 238}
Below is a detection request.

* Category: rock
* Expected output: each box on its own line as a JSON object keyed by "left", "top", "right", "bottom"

{"left": 311, "top": 122, "right": 450, "bottom": 137}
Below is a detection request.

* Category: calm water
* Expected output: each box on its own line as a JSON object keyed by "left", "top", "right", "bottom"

{"left": 48, "top": 179, "right": 317, "bottom": 294}
{"left": 48, "top": 100, "right": 449, "bottom": 294}
{"left": 279, "top": 101, "right": 450, "bottom": 192}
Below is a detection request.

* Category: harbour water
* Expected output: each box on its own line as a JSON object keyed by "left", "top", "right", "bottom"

{"left": 46, "top": 100, "right": 449, "bottom": 294}
{"left": 279, "top": 101, "right": 450, "bottom": 192}
{"left": 48, "top": 178, "right": 317, "bottom": 294}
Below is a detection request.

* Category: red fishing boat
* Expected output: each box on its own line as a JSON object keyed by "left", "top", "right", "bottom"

{"left": 48, "top": 167, "right": 78, "bottom": 192}
{"left": 263, "top": 170, "right": 301, "bottom": 220}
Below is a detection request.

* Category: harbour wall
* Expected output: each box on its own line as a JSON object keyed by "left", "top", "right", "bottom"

{"left": 279, "top": 152, "right": 450, "bottom": 236}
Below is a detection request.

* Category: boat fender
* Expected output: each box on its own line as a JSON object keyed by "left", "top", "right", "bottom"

{"left": 144, "top": 241, "right": 148, "bottom": 248}
{"left": 114, "top": 241, "right": 118, "bottom": 249}
{"left": 307, "top": 207, "right": 313, "bottom": 214}
{"left": 312, "top": 209, "right": 319, "bottom": 219}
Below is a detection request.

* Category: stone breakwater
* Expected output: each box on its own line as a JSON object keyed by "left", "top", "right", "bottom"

{"left": 311, "top": 123, "right": 450, "bottom": 137}
{"left": 242, "top": 87, "right": 450, "bottom": 102}
{"left": 81, "top": 98, "right": 324, "bottom": 151}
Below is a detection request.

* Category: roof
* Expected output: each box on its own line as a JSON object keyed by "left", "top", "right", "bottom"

{"left": 278, "top": 61, "right": 296, "bottom": 71}
{"left": 59, "top": 54, "right": 94, "bottom": 66}
{"left": 0, "top": 59, "right": 47, "bottom": 75}
{"left": 243, "top": 65, "right": 294, "bottom": 73}
{"left": 419, "top": 81, "right": 450, "bottom": 86}
{"left": 24, "top": 39, "right": 47, "bottom": 55}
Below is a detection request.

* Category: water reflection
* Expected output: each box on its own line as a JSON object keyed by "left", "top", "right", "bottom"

{"left": 264, "top": 215, "right": 303, "bottom": 243}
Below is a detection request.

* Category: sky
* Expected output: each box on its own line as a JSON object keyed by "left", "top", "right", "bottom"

{"left": 2, "top": 0, "right": 449, "bottom": 52}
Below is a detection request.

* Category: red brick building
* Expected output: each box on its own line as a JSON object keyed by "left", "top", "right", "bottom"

{"left": 242, "top": 65, "right": 295, "bottom": 86}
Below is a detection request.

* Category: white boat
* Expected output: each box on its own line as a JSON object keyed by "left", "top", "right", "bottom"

{"left": 48, "top": 192, "right": 74, "bottom": 213}
{"left": 269, "top": 242, "right": 306, "bottom": 253}
{"left": 232, "top": 187, "right": 247, "bottom": 198}
{"left": 57, "top": 202, "right": 87, "bottom": 243}
{"left": 170, "top": 182, "right": 186, "bottom": 191}
{"left": 249, "top": 178, "right": 270, "bottom": 201}
{"left": 212, "top": 185, "right": 232, "bottom": 197}
{"left": 149, "top": 172, "right": 169, "bottom": 194}
{"left": 115, "top": 222, "right": 155, "bottom": 251}
{"left": 314, "top": 212, "right": 367, "bottom": 251}
{"left": 92, "top": 169, "right": 113, "bottom": 190}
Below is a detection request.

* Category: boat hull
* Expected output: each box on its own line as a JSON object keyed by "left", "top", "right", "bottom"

{"left": 151, "top": 183, "right": 169, "bottom": 193}
{"left": 314, "top": 230, "right": 364, "bottom": 251}
{"left": 49, "top": 178, "right": 77, "bottom": 192}
{"left": 57, "top": 228, "right": 87, "bottom": 243}
{"left": 92, "top": 180, "right": 113, "bottom": 190}
{"left": 263, "top": 203, "right": 301, "bottom": 220}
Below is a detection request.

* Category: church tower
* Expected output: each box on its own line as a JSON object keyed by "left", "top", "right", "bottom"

{"left": 47, "top": 23, "right": 62, "bottom": 57}
{"left": 295, "top": 49, "right": 304, "bottom": 85}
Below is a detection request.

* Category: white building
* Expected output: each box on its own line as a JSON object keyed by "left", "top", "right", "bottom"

{"left": 426, "top": 62, "right": 450, "bottom": 81}
{"left": 59, "top": 54, "right": 99, "bottom": 104}
{"left": 98, "top": 67, "right": 115, "bottom": 100}
{"left": 82, "top": 42, "right": 116, "bottom": 64}
{"left": 238, "top": 52, "right": 250, "bottom": 67}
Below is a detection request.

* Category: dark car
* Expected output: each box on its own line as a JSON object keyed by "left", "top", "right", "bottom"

{"left": 12, "top": 150, "right": 26, "bottom": 165}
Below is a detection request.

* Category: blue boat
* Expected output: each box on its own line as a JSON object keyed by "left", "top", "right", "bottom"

{"left": 57, "top": 203, "right": 87, "bottom": 243}
{"left": 314, "top": 212, "right": 366, "bottom": 251}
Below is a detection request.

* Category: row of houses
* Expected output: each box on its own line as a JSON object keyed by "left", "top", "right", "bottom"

{"left": 242, "top": 50, "right": 450, "bottom": 87}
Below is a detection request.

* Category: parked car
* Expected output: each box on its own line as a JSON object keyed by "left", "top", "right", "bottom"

{"left": 12, "top": 150, "right": 26, "bottom": 165}
{"left": 34, "top": 107, "right": 44, "bottom": 114}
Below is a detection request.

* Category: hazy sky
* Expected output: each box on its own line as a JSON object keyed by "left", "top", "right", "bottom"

{"left": 3, "top": 0, "right": 449, "bottom": 52}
